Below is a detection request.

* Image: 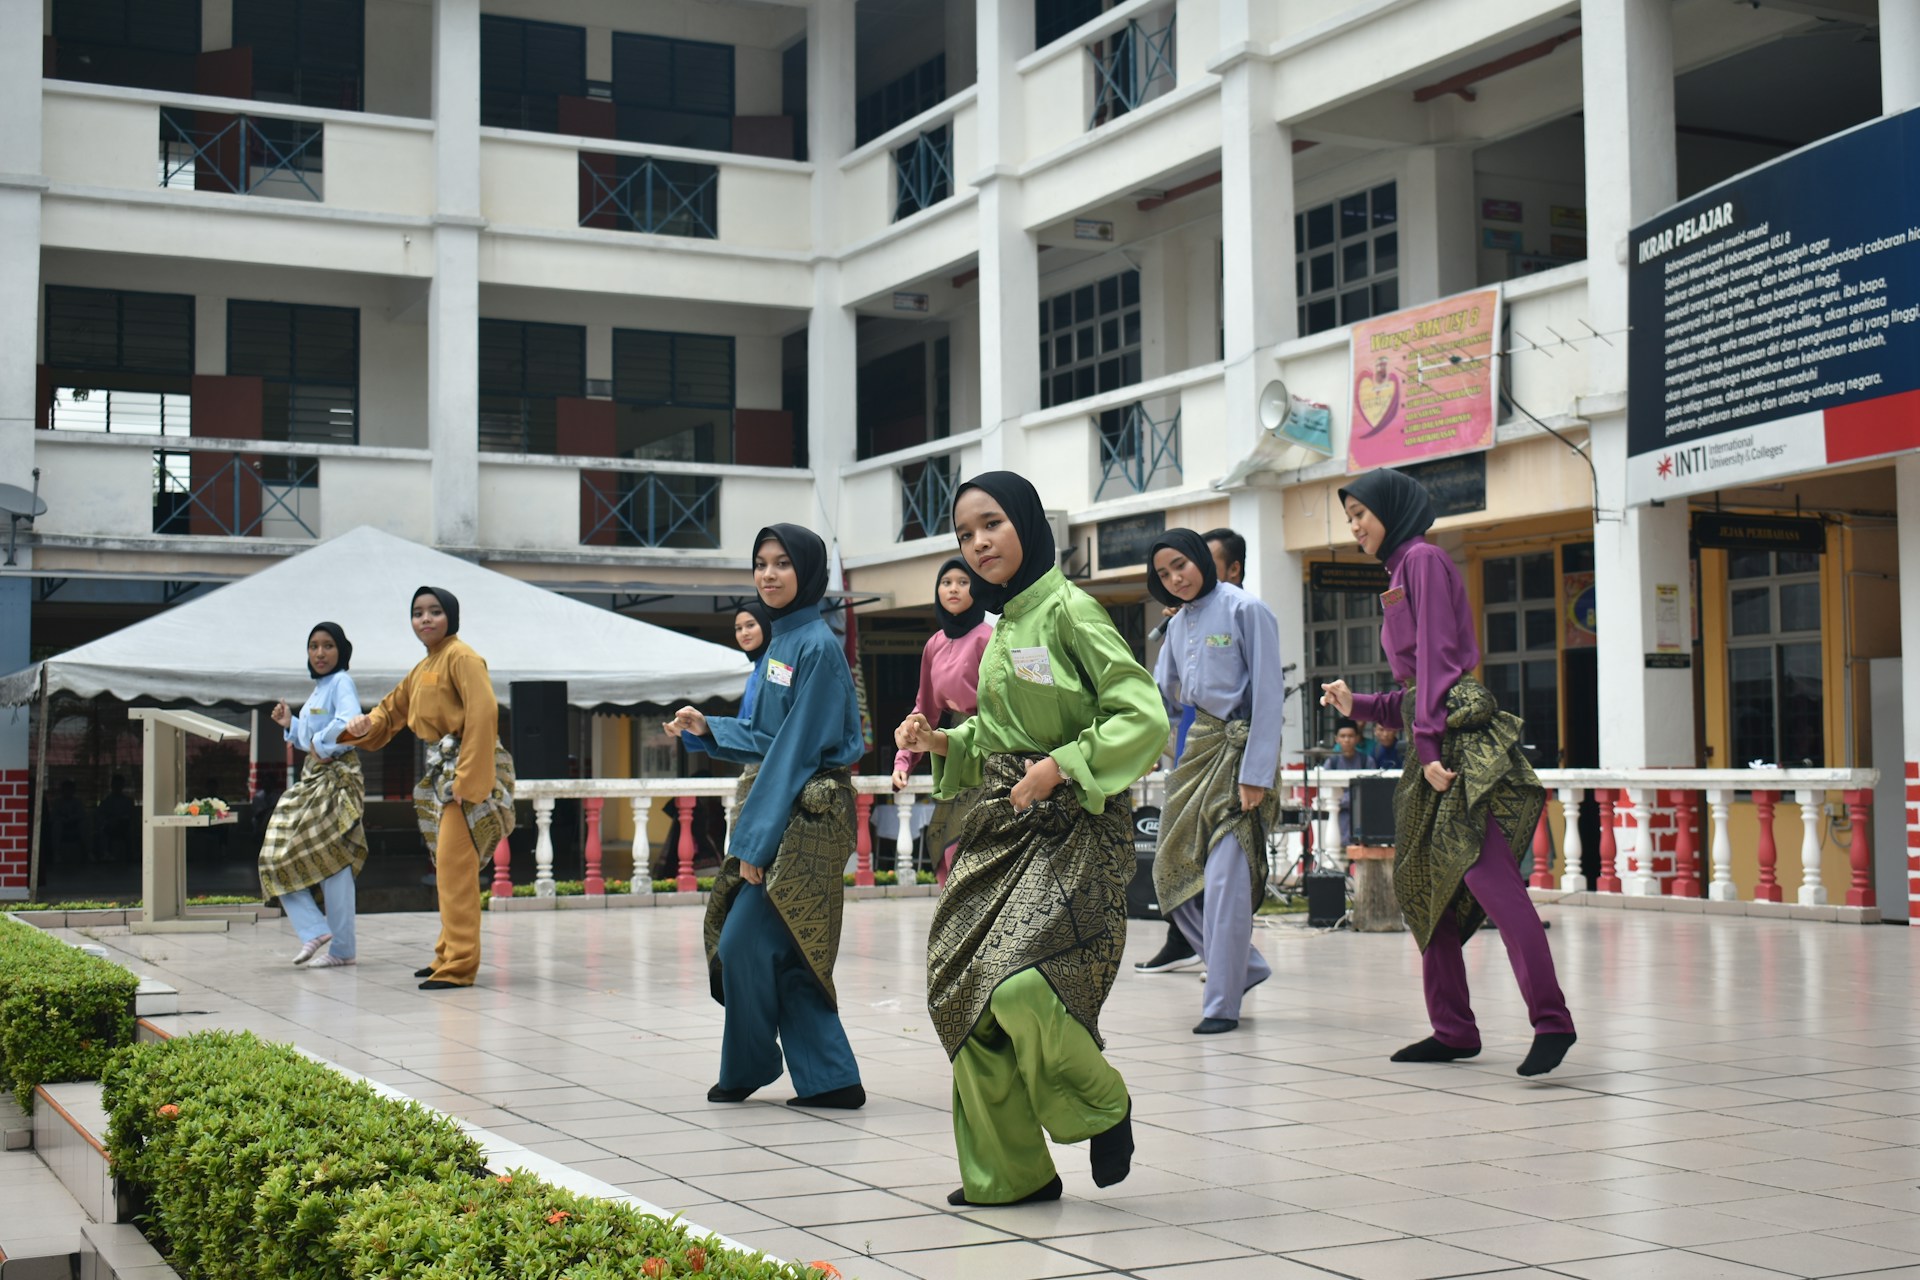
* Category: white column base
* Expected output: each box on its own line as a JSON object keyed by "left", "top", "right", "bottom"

{"left": 1559, "top": 873, "right": 1588, "bottom": 893}
{"left": 1708, "top": 881, "right": 1739, "bottom": 903}
{"left": 1797, "top": 885, "right": 1828, "bottom": 907}
{"left": 1625, "top": 875, "right": 1660, "bottom": 896}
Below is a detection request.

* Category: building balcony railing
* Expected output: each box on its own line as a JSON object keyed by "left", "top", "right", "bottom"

{"left": 578, "top": 153, "right": 719, "bottom": 239}
{"left": 892, "top": 125, "right": 953, "bottom": 222}
{"left": 897, "top": 452, "right": 957, "bottom": 541}
{"left": 158, "top": 108, "right": 324, "bottom": 201}
{"left": 153, "top": 451, "right": 318, "bottom": 538}
{"left": 579, "top": 471, "right": 721, "bottom": 549}
{"left": 1095, "top": 398, "right": 1182, "bottom": 501}
{"left": 1088, "top": 9, "right": 1177, "bottom": 130}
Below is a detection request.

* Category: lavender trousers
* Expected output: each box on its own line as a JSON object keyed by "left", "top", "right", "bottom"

{"left": 1424, "top": 816, "right": 1574, "bottom": 1048}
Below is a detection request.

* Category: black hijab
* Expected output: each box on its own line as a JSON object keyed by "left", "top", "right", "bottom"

{"left": 411, "top": 585, "right": 459, "bottom": 636}
{"left": 1144, "top": 528, "right": 1219, "bottom": 610}
{"left": 753, "top": 524, "right": 830, "bottom": 621}
{"left": 1338, "top": 469, "right": 1437, "bottom": 563}
{"left": 732, "top": 599, "right": 774, "bottom": 665}
{"left": 932, "top": 556, "right": 986, "bottom": 640}
{"left": 306, "top": 621, "right": 353, "bottom": 679}
{"left": 951, "top": 471, "right": 1055, "bottom": 612}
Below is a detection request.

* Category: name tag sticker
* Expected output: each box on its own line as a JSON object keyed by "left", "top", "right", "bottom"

{"left": 306, "top": 706, "right": 329, "bottom": 718}
{"left": 421, "top": 672, "right": 440, "bottom": 687}
{"left": 1380, "top": 587, "right": 1407, "bottom": 608}
{"left": 766, "top": 658, "right": 795, "bottom": 688}
{"left": 1010, "top": 646, "right": 1055, "bottom": 686}
{"left": 1206, "top": 633, "right": 1233, "bottom": 647}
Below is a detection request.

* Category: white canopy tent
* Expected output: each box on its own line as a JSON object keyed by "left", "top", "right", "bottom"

{"left": 0, "top": 525, "right": 751, "bottom": 709}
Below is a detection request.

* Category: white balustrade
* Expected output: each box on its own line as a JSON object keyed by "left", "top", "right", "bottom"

{"left": 1623, "top": 786, "right": 1658, "bottom": 896}
{"left": 1795, "top": 788, "right": 1827, "bottom": 906}
{"left": 892, "top": 790, "right": 917, "bottom": 881}
{"left": 629, "top": 795, "right": 654, "bottom": 891}
{"left": 1557, "top": 787, "right": 1586, "bottom": 892}
{"left": 1707, "top": 789, "right": 1737, "bottom": 902}
{"left": 532, "top": 796, "right": 556, "bottom": 897}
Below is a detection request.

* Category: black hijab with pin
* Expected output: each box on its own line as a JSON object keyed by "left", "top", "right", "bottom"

{"left": 733, "top": 599, "right": 775, "bottom": 665}
{"left": 753, "top": 524, "right": 831, "bottom": 621}
{"left": 306, "top": 622, "right": 353, "bottom": 679}
{"left": 1338, "top": 469, "right": 1437, "bottom": 563}
{"left": 411, "top": 586, "right": 459, "bottom": 635}
{"left": 951, "top": 471, "right": 1056, "bottom": 612}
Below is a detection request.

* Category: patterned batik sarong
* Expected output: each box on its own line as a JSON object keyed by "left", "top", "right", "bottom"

{"left": 413, "top": 735, "right": 517, "bottom": 870}
{"left": 1391, "top": 676, "right": 1546, "bottom": 952}
{"left": 258, "top": 753, "right": 368, "bottom": 899}
{"left": 1152, "top": 711, "right": 1276, "bottom": 915}
{"left": 704, "top": 767, "right": 856, "bottom": 1008}
{"left": 927, "top": 753, "right": 1133, "bottom": 1060}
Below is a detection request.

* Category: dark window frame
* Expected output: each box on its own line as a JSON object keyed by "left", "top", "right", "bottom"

{"left": 477, "top": 318, "right": 586, "bottom": 455}
{"left": 480, "top": 14, "right": 587, "bottom": 133}
{"left": 232, "top": 0, "right": 366, "bottom": 111}
{"left": 611, "top": 329, "right": 736, "bottom": 410}
{"left": 226, "top": 299, "right": 360, "bottom": 448}
{"left": 611, "top": 31, "right": 736, "bottom": 152}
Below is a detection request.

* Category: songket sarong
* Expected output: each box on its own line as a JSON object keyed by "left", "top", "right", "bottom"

{"left": 1392, "top": 677, "right": 1545, "bottom": 952}
{"left": 704, "top": 767, "right": 856, "bottom": 1008}
{"left": 414, "top": 735, "right": 517, "bottom": 870}
{"left": 1152, "top": 712, "right": 1277, "bottom": 915}
{"left": 258, "top": 753, "right": 368, "bottom": 899}
{"left": 927, "top": 753, "right": 1133, "bottom": 1060}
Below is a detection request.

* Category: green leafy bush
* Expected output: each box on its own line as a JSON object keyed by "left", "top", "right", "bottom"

{"left": 103, "top": 1032, "right": 484, "bottom": 1280}
{"left": 106, "top": 1032, "right": 843, "bottom": 1280}
{"left": 0, "top": 916, "right": 138, "bottom": 1108}
{"left": 7, "top": 895, "right": 263, "bottom": 912}
{"left": 332, "top": 1172, "right": 837, "bottom": 1280}
{"left": 507, "top": 880, "right": 633, "bottom": 898}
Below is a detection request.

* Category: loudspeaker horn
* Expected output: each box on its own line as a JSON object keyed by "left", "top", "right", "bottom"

{"left": 1258, "top": 379, "right": 1291, "bottom": 433}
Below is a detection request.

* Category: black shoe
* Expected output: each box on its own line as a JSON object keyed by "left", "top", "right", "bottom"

{"left": 1517, "top": 1031, "right": 1578, "bottom": 1077}
{"left": 1193, "top": 1017, "right": 1239, "bottom": 1035}
{"left": 418, "top": 979, "right": 465, "bottom": 991}
{"left": 788, "top": 1083, "right": 865, "bottom": 1110}
{"left": 1134, "top": 941, "right": 1201, "bottom": 974}
{"left": 1089, "top": 1101, "right": 1133, "bottom": 1188}
{"left": 707, "top": 1083, "right": 755, "bottom": 1103}
{"left": 413, "top": 966, "right": 435, "bottom": 978}
{"left": 948, "top": 1174, "right": 1063, "bottom": 1207}
{"left": 1389, "top": 1035, "right": 1480, "bottom": 1063}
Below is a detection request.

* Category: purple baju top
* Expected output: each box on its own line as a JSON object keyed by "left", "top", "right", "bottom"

{"left": 1348, "top": 537, "right": 1479, "bottom": 768}
{"left": 893, "top": 621, "right": 993, "bottom": 773}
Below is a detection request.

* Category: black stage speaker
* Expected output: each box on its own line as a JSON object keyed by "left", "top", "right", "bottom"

{"left": 1126, "top": 804, "right": 1162, "bottom": 919}
{"left": 1351, "top": 776, "right": 1399, "bottom": 847}
{"left": 509, "top": 681, "right": 569, "bottom": 779}
{"left": 1306, "top": 871, "right": 1347, "bottom": 927}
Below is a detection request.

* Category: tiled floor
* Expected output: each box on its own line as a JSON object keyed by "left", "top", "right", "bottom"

{"left": 61, "top": 899, "right": 1920, "bottom": 1279}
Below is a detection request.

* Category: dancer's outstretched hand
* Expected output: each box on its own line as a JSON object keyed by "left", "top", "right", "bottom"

{"left": 896, "top": 712, "right": 940, "bottom": 754}
{"left": 344, "top": 714, "right": 372, "bottom": 739}
{"left": 270, "top": 700, "right": 291, "bottom": 729}
{"left": 663, "top": 706, "right": 707, "bottom": 739}
{"left": 1319, "top": 680, "right": 1353, "bottom": 716}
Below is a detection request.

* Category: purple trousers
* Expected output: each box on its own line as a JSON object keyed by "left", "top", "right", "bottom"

{"left": 1424, "top": 816, "right": 1575, "bottom": 1049}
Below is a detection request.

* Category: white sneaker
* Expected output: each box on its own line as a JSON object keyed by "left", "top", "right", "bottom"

{"left": 292, "top": 934, "right": 332, "bottom": 965}
{"left": 305, "top": 953, "right": 356, "bottom": 968}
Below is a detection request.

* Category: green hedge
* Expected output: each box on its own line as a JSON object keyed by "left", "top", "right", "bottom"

{"left": 0, "top": 916, "right": 138, "bottom": 1108}
{"left": 105, "top": 1032, "right": 841, "bottom": 1280}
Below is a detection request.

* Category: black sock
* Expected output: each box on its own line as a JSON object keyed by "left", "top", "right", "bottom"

{"left": 1089, "top": 1102, "right": 1133, "bottom": 1188}
{"left": 948, "top": 1174, "right": 1063, "bottom": 1207}
{"left": 1517, "top": 1031, "right": 1578, "bottom": 1077}
{"left": 707, "top": 1083, "right": 754, "bottom": 1103}
{"left": 788, "top": 1083, "right": 865, "bottom": 1109}
{"left": 1390, "top": 1036, "right": 1480, "bottom": 1063}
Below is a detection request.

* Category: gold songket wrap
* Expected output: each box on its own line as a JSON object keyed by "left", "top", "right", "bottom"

{"left": 1152, "top": 711, "right": 1276, "bottom": 915}
{"left": 413, "top": 736, "right": 517, "bottom": 870}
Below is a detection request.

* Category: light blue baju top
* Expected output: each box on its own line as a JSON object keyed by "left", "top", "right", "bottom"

{"left": 284, "top": 669, "right": 361, "bottom": 760}
{"left": 687, "top": 603, "right": 865, "bottom": 868}
{"left": 1151, "top": 582, "right": 1284, "bottom": 788}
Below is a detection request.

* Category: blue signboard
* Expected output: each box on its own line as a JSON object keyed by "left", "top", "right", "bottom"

{"left": 1626, "top": 108, "right": 1920, "bottom": 504}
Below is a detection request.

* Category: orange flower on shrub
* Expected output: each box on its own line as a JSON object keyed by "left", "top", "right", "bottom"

{"left": 685, "top": 1246, "right": 708, "bottom": 1272}
{"left": 156, "top": 1104, "right": 179, "bottom": 1118}
{"left": 546, "top": 1210, "right": 571, "bottom": 1225}
{"left": 642, "top": 1259, "right": 667, "bottom": 1279}
{"left": 495, "top": 1174, "right": 512, "bottom": 1185}
{"left": 810, "top": 1265, "right": 843, "bottom": 1279}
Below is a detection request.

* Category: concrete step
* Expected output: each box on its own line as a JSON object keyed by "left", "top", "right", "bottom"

{"left": 79, "top": 1223, "right": 172, "bottom": 1280}
{"left": 0, "top": 1095, "right": 29, "bottom": 1152}
{"left": 33, "top": 1082, "right": 123, "bottom": 1226}
{"left": 0, "top": 1145, "right": 90, "bottom": 1279}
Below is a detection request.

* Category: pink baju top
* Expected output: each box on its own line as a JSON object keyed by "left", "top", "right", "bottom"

{"left": 893, "top": 621, "right": 993, "bottom": 773}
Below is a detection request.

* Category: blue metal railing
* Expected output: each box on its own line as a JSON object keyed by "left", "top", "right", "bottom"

{"left": 898, "top": 454, "right": 957, "bottom": 541}
{"left": 1096, "top": 402, "right": 1182, "bottom": 501}
{"left": 158, "top": 110, "right": 324, "bottom": 200}
{"left": 1089, "top": 14, "right": 1178, "bottom": 129}
{"left": 579, "top": 154, "right": 719, "bottom": 239}
{"left": 154, "top": 454, "right": 319, "bottom": 537}
{"left": 582, "top": 472, "right": 721, "bottom": 547}
{"left": 893, "top": 126, "right": 953, "bottom": 222}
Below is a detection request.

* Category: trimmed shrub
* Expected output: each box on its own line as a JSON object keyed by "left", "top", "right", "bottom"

{"left": 332, "top": 1172, "right": 836, "bottom": 1280}
{"left": 0, "top": 915, "right": 138, "bottom": 1108}
{"left": 103, "top": 1032, "right": 484, "bottom": 1280}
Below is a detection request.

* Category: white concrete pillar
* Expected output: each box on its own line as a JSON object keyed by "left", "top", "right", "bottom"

{"left": 808, "top": 1, "right": 858, "bottom": 527}
{"left": 1229, "top": 482, "right": 1305, "bottom": 768}
{"left": 0, "top": 0, "right": 44, "bottom": 492}
{"left": 429, "top": 0, "right": 482, "bottom": 547}
{"left": 971, "top": 0, "right": 1037, "bottom": 471}
{"left": 1583, "top": 0, "right": 1691, "bottom": 768}
{"left": 1884, "top": 0, "right": 1920, "bottom": 115}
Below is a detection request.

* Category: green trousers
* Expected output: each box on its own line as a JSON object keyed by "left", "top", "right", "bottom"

{"left": 952, "top": 968, "right": 1129, "bottom": 1203}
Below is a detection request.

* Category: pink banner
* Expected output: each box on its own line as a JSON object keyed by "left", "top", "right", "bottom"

{"left": 1347, "top": 288, "right": 1501, "bottom": 472}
